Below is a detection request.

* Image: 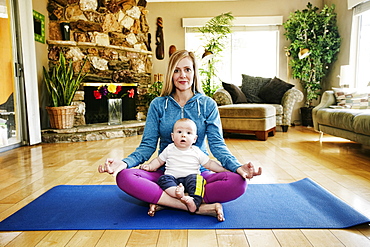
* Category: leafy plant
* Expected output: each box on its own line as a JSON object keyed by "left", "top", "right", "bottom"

{"left": 198, "top": 12, "right": 234, "bottom": 97}
{"left": 145, "top": 79, "right": 162, "bottom": 104}
{"left": 43, "top": 52, "right": 87, "bottom": 107}
{"left": 283, "top": 2, "right": 341, "bottom": 106}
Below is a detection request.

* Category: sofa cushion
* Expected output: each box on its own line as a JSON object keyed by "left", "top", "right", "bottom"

{"left": 222, "top": 82, "right": 248, "bottom": 104}
{"left": 316, "top": 108, "right": 365, "bottom": 132}
{"left": 218, "top": 104, "right": 276, "bottom": 118}
{"left": 353, "top": 110, "right": 370, "bottom": 135}
{"left": 258, "top": 77, "right": 294, "bottom": 104}
{"left": 241, "top": 74, "right": 271, "bottom": 103}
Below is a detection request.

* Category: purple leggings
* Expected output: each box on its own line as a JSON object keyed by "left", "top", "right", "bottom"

{"left": 116, "top": 169, "right": 247, "bottom": 204}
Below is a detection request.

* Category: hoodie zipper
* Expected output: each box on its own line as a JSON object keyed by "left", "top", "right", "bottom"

{"left": 167, "top": 95, "right": 200, "bottom": 118}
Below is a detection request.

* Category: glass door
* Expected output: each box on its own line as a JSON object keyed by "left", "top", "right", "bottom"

{"left": 0, "top": 0, "right": 21, "bottom": 149}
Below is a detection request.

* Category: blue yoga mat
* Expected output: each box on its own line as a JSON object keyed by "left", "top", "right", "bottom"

{"left": 0, "top": 178, "right": 369, "bottom": 231}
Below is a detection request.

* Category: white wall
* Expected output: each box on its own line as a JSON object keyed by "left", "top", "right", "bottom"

{"left": 324, "top": 0, "right": 353, "bottom": 89}
{"left": 32, "top": 0, "right": 50, "bottom": 129}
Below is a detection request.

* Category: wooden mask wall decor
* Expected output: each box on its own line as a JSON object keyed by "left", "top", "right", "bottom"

{"left": 155, "top": 17, "right": 164, "bottom": 60}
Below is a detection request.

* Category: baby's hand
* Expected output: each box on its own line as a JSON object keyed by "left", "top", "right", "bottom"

{"left": 140, "top": 164, "right": 150, "bottom": 171}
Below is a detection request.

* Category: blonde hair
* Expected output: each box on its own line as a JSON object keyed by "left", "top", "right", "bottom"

{"left": 160, "top": 50, "right": 204, "bottom": 96}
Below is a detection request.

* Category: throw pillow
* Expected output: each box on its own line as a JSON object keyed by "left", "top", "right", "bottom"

{"left": 332, "top": 87, "right": 357, "bottom": 103}
{"left": 332, "top": 87, "right": 370, "bottom": 109}
{"left": 241, "top": 74, "right": 271, "bottom": 103}
{"left": 222, "top": 82, "right": 248, "bottom": 104}
{"left": 258, "top": 77, "right": 294, "bottom": 104}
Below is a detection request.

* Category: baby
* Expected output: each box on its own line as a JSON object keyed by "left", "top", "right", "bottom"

{"left": 141, "top": 118, "right": 227, "bottom": 213}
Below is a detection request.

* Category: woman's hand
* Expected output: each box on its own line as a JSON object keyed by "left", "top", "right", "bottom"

{"left": 236, "top": 162, "right": 262, "bottom": 179}
{"left": 98, "top": 158, "right": 127, "bottom": 177}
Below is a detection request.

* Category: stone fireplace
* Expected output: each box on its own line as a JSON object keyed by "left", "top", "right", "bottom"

{"left": 46, "top": 0, "right": 153, "bottom": 124}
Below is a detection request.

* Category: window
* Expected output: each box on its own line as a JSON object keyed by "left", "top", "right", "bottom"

{"left": 350, "top": 1, "right": 370, "bottom": 88}
{"left": 183, "top": 17, "right": 281, "bottom": 86}
{"left": 185, "top": 27, "right": 279, "bottom": 86}
{"left": 355, "top": 10, "right": 370, "bottom": 88}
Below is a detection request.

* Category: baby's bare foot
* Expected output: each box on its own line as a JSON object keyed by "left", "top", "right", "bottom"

{"left": 175, "top": 183, "right": 185, "bottom": 199}
{"left": 180, "top": 195, "right": 197, "bottom": 213}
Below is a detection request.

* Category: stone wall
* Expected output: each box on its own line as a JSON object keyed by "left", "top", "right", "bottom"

{"left": 46, "top": 0, "right": 153, "bottom": 121}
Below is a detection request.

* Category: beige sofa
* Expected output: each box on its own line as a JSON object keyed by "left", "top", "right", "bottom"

{"left": 312, "top": 90, "right": 370, "bottom": 146}
{"left": 213, "top": 75, "right": 303, "bottom": 132}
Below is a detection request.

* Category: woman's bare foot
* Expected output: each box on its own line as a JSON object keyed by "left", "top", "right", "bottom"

{"left": 196, "top": 203, "right": 225, "bottom": 222}
{"left": 148, "top": 203, "right": 166, "bottom": 217}
{"left": 175, "top": 183, "right": 185, "bottom": 199}
{"left": 180, "top": 195, "right": 197, "bottom": 213}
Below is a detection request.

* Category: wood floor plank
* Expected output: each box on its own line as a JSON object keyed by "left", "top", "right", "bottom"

{"left": 188, "top": 230, "right": 218, "bottom": 247}
{"left": 273, "top": 230, "right": 312, "bottom": 247}
{"left": 243, "top": 230, "right": 280, "bottom": 247}
{"left": 156, "top": 230, "right": 188, "bottom": 247}
{"left": 330, "top": 228, "right": 370, "bottom": 247}
{"left": 355, "top": 224, "right": 370, "bottom": 240}
{"left": 125, "top": 230, "right": 159, "bottom": 247}
{"left": 1, "top": 126, "right": 370, "bottom": 247}
{"left": 216, "top": 229, "right": 249, "bottom": 247}
{"left": 3, "top": 231, "right": 49, "bottom": 247}
{"left": 301, "top": 229, "right": 345, "bottom": 247}
{"left": 34, "top": 231, "right": 76, "bottom": 247}
{"left": 95, "top": 230, "right": 132, "bottom": 247}
{"left": 64, "top": 230, "right": 104, "bottom": 247}
{"left": 0, "top": 232, "right": 21, "bottom": 247}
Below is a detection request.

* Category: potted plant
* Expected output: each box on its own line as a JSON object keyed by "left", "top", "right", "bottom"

{"left": 43, "top": 52, "right": 87, "bottom": 129}
{"left": 198, "top": 12, "right": 234, "bottom": 97}
{"left": 283, "top": 3, "right": 341, "bottom": 126}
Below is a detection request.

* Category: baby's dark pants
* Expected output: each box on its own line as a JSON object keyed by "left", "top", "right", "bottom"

{"left": 157, "top": 174, "right": 206, "bottom": 210}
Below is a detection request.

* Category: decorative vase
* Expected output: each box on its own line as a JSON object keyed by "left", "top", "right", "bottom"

{"left": 108, "top": 98, "right": 122, "bottom": 125}
{"left": 46, "top": 105, "right": 77, "bottom": 129}
{"left": 60, "top": 22, "right": 71, "bottom": 41}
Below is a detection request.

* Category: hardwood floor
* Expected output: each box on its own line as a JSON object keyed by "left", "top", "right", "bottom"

{"left": 0, "top": 126, "right": 369, "bottom": 247}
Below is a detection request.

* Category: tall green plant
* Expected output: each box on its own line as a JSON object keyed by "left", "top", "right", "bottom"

{"left": 283, "top": 2, "right": 341, "bottom": 106}
{"left": 43, "top": 52, "right": 87, "bottom": 107}
{"left": 198, "top": 12, "right": 234, "bottom": 97}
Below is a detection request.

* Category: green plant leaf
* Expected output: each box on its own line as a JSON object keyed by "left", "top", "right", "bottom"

{"left": 43, "top": 52, "right": 87, "bottom": 107}
{"left": 198, "top": 12, "right": 234, "bottom": 97}
{"left": 283, "top": 3, "right": 341, "bottom": 106}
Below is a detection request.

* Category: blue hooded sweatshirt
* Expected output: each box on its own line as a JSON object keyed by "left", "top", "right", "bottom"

{"left": 123, "top": 93, "right": 242, "bottom": 172}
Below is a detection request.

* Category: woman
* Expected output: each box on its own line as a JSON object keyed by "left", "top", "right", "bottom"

{"left": 98, "top": 50, "right": 262, "bottom": 221}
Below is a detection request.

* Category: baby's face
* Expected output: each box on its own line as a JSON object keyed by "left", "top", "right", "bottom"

{"left": 171, "top": 121, "right": 197, "bottom": 150}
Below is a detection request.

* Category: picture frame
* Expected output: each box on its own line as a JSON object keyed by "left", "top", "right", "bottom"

{"left": 33, "top": 10, "right": 45, "bottom": 44}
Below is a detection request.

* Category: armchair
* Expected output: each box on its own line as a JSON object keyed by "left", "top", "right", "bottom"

{"left": 213, "top": 76, "right": 303, "bottom": 132}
